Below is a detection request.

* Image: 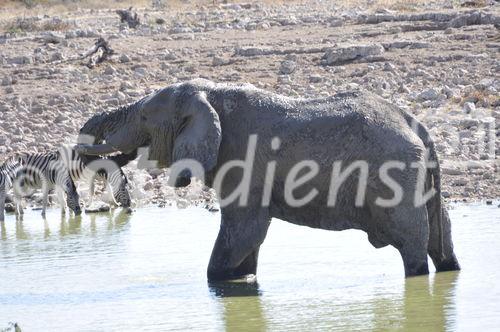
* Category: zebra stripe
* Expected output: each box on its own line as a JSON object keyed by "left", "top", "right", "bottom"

{"left": 57, "top": 146, "right": 131, "bottom": 208}
{"left": 16, "top": 151, "right": 81, "bottom": 216}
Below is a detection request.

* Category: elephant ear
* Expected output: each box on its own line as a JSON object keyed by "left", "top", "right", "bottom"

{"left": 172, "top": 92, "right": 221, "bottom": 178}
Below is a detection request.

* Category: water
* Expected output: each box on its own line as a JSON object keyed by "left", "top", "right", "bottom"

{"left": 0, "top": 203, "right": 499, "bottom": 331}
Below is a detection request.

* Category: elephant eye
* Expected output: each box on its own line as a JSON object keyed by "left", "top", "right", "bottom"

{"left": 141, "top": 115, "right": 147, "bottom": 121}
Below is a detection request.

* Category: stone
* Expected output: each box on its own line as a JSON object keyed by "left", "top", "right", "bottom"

{"left": 104, "top": 65, "right": 117, "bottom": 75}
{"left": 212, "top": 56, "right": 230, "bottom": 66}
{"left": 442, "top": 167, "right": 464, "bottom": 175}
{"left": 1, "top": 77, "right": 13, "bottom": 86}
{"left": 321, "top": 44, "right": 384, "bottom": 66}
{"left": 279, "top": 60, "right": 296, "bottom": 75}
{"left": 417, "top": 88, "right": 440, "bottom": 101}
{"left": 459, "top": 118, "right": 479, "bottom": 129}
{"left": 120, "top": 81, "right": 134, "bottom": 91}
{"left": 51, "top": 52, "right": 65, "bottom": 61}
{"left": 119, "top": 54, "right": 131, "bottom": 63}
{"left": 40, "top": 31, "right": 64, "bottom": 44}
{"left": 164, "top": 51, "right": 177, "bottom": 60}
{"left": 309, "top": 75, "right": 323, "bottom": 83}
{"left": 85, "top": 202, "right": 110, "bottom": 213}
{"left": 463, "top": 102, "right": 476, "bottom": 114}
{"left": 8, "top": 56, "right": 32, "bottom": 65}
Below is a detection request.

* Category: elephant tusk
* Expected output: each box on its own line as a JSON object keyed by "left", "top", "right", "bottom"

{"left": 74, "top": 143, "right": 118, "bottom": 155}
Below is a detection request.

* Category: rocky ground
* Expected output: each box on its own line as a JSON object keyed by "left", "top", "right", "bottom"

{"left": 0, "top": 0, "right": 498, "bottom": 210}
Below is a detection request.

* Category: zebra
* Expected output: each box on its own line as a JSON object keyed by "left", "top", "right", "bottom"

{"left": 0, "top": 156, "right": 23, "bottom": 221}
{"left": 15, "top": 150, "right": 82, "bottom": 218}
{"left": 60, "top": 146, "right": 132, "bottom": 209}
{"left": 1, "top": 147, "right": 132, "bottom": 219}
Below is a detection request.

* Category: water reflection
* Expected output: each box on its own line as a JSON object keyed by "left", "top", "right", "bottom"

{"left": 0, "top": 204, "right": 496, "bottom": 331}
{"left": 401, "top": 272, "right": 458, "bottom": 331}
{"left": 15, "top": 220, "right": 29, "bottom": 240}
{"left": 209, "top": 272, "right": 459, "bottom": 331}
{"left": 209, "top": 281, "right": 267, "bottom": 332}
{"left": 0, "top": 208, "right": 132, "bottom": 240}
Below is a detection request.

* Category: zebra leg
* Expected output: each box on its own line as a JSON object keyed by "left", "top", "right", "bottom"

{"left": 89, "top": 174, "right": 95, "bottom": 206}
{"left": 0, "top": 184, "right": 5, "bottom": 222}
{"left": 15, "top": 194, "right": 23, "bottom": 217}
{"left": 41, "top": 181, "right": 50, "bottom": 218}
{"left": 57, "top": 187, "right": 66, "bottom": 216}
{"left": 107, "top": 181, "right": 118, "bottom": 207}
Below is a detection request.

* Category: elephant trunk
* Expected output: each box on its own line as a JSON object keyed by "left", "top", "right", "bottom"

{"left": 79, "top": 103, "right": 137, "bottom": 145}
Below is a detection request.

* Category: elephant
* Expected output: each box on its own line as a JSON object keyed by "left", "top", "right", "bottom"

{"left": 76, "top": 79, "right": 460, "bottom": 281}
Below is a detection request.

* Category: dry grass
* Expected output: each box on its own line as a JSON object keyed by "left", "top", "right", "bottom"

{"left": 3, "top": 16, "right": 74, "bottom": 33}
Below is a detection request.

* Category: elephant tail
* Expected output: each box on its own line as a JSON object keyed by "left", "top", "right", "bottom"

{"left": 403, "top": 111, "right": 444, "bottom": 260}
{"left": 426, "top": 138, "right": 444, "bottom": 261}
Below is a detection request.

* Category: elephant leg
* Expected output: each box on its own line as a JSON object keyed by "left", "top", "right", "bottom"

{"left": 399, "top": 242, "right": 429, "bottom": 277}
{"left": 428, "top": 207, "right": 460, "bottom": 272}
{"left": 207, "top": 206, "right": 270, "bottom": 282}
{"left": 371, "top": 202, "right": 429, "bottom": 277}
{"left": 395, "top": 206, "right": 430, "bottom": 277}
{"left": 233, "top": 247, "right": 260, "bottom": 277}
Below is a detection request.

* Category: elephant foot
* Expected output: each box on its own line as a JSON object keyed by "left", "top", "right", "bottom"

{"left": 405, "top": 263, "right": 429, "bottom": 277}
{"left": 435, "top": 255, "right": 461, "bottom": 272}
{"left": 208, "top": 277, "right": 261, "bottom": 297}
{"left": 208, "top": 249, "right": 260, "bottom": 282}
{"left": 207, "top": 269, "right": 257, "bottom": 283}
{"left": 400, "top": 246, "right": 429, "bottom": 277}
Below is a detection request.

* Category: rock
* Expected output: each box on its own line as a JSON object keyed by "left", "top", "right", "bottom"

{"left": 467, "top": 160, "right": 486, "bottom": 169}
{"left": 164, "top": 51, "right": 177, "bottom": 60}
{"left": 442, "top": 167, "right": 464, "bottom": 175}
{"left": 486, "top": 200, "right": 493, "bottom": 205}
{"left": 417, "top": 88, "right": 440, "bottom": 101}
{"left": 120, "top": 81, "right": 134, "bottom": 91}
{"left": 85, "top": 201, "right": 110, "bottom": 213}
{"left": 212, "top": 56, "right": 231, "bottom": 66}
{"left": 5, "top": 86, "right": 14, "bottom": 94}
{"left": 51, "top": 52, "right": 65, "bottom": 61}
{"left": 463, "top": 102, "right": 476, "bottom": 114}
{"left": 1, "top": 77, "right": 13, "bottom": 86}
{"left": 398, "top": 84, "right": 410, "bottom": 93}
{"left": 8, "top": 56, "right": 32, "bottom": 65}
{"left": 452, "top": 178, "right": 468, "bottom": 186}
{"left": 279, "top": 60, "right": 296, "bottom": 75}
{"left": 119, "top": 54, "right": 131, "bottom": 63}
{"left": 459, "top": 118, "right": 479, "bottom": 129}
{"left": 321, "top": 44, "right": 384, "bottom": 66}
{"left": 40, "top": 31, "right": 64, "bottom": 44}
{"left": 309, "top": 75, "right": 323, "bottom": 83}
{"left": 329, "top": 18, "right": 344, "bottom": 27}
{"left": 235, "top": 47, "right": 271, "bottom": 57}
{"left": 383, "top": 62, "right": 395, "bottom": 72}
{"left": 104, "top": 65, "right": 117, "bottom": 75}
